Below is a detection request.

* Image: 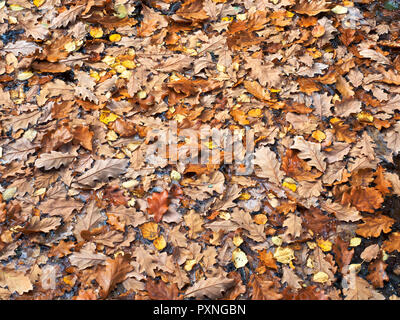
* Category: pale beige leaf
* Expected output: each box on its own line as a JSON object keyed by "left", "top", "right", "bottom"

{"left": 184, "top": 276, "right": 234, "bottom": 299}
{"left": 50, "top": 5, "right": 85, "bottom": 28}
{"left": 39, "top": 198, "right": 84, "bottom": 221}
{"left": 253, "top": 146, "right": 284, "bottom": 184}
{"left": 69, "top": 243, "right": 107, "bottom": 270}
{"left": 282, "top": 266, "right": 302, "bottom": 290}
{"left": 73, "top": 159, "right": 129, "bottom": 188}
{"left": 155, "top": 55, "right": 193, "bottom": 73}
{"left": 298, "top": 180, "right": 323, "bottom": 198}
{"left": 360, "top": 244, "right": 380, "bottom": 262}
{"left": 359, "top": 49, "right": 390, "bottom": 65}
{"left": 321, "top": 200, "right": 362, "bottom": 222}
{"left": 283, "top": 213, "right": 302, "bottom": 240}
{"left": 291, "top": 136, "right": 326, "bottom": 172}
{"left": 74, "top": 201, "right": 105, "bottom": 241}
{"left": 231, "top": 208, "right": 266, "bottom": 242}
{"left": 0, "top": 269, "right": 33, "bottom": 295}
{"left": 35, "top": 151, "right": 76, "bottom": 170}
{"left": 2, "top": 40, "right": 40, "bottom": 56}
{"left": 23, "top": 216, "right": 61, "bottom": 233}
{"left": 3, "top": 138, "right": 37, "bottom": 162}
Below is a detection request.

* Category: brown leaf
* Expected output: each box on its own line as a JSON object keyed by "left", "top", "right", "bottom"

{"left": 258, "top": 250, "right": 278, "bottom": 270}
{"left": 356, "top": 215, "right": 395, "bottom": 238}
{"left": 73, "top": 125, "right": 94, "bottom": 151}
{"left": 146, "top": 279, "right": 180, "bottom": 300}
{"left": 366, "top": 259, "right": 389, "bottom": 288}
{"left": 96, "top": 254, "right": 133, "bottom": 298}
{"left": 35, "top": 151, "right": 76, "bottom": 170}
{"left": 332, "top": 236, "right": 354, "bottom": 273}
{"left": 184, "top": 275, "right": 235, "bottom": 299}
{"left": 382, "top": 232, "right": 400, "bottom": 253}
{"left": 341, "top": 187, "right": 384, "bottom": 213}
{"left": 147, "top": 190, "right": 169, "bottom": 223}
{"left": 22, "top": 216, "right": 61, "bottom": 234}
{"left": 249, "top": 274, "right": 282, "bottom": 300}
{"left": 73, "top": 159, "right": 129, "bottom": 188}
{"left": 294, "top": 0, "right": 331, "bottom": 16}
{"left": 69, "top": 243, "right": 107, "bottom": 270}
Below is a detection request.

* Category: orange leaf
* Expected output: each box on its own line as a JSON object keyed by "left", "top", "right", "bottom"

{"left": 374, "top": 166, "right": 392, "bottom": 195}
{"left": 147, "top": 190, "right": 169, "bottom": 223}
{"left": 356, "top": 215, "right": 395, "bottom": 238}
{"left": 382, "top": 232, "right": 400, "bottom": 253}
{"left": 258, "top": 250, "right": 278, "bottom": 270}
{"left": 341, "top": 187, "right": 384, "bottom": 213}
{"left": 146, "top": 279, "right": 180, "bottom": 300}
{"left": 73, "top": 125, "right": 93, "bottom": 151}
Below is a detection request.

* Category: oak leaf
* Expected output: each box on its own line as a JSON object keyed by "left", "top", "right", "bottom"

{"left": 356, "top": 215, "right": 395, "bottom": 238}
{"left": 382, "top": 232, "right": 400, "bottom": 253}
{"left": 69, "top": 243, "right": 107, "bottom": 270}
{"left": 39, "top": 198, "right": 84, "bottom": 221}
{"left": 73, "top": 159, "right": 129, "bottom": 188}
{"left": 35, "top": 151, "right": 76, "bottom": 170}
{"left": 184, "top": 276, "right": 235, "bottom": 299}
{"left": 341, "top": 187, "right": 383, "bottom": 213}
{"left": 0, "top": 269, "right": 33, "bottom": 295}
{"left": 146, "top": 279, "right": 180, "bottom": 300}
{"left": 294, "top": 0, "right": 331, "bottom": 16}
{"left": 22, "top": 216, "right": 61, "bottom": 233}
{"left": 3, "top": 138, "right": 37, "bottom": 162}
{"left": 332, "top": 236, "right": 354, "bottom": 273}
{"left": 291, "top": 136, "right": 326, "bottom": 172}
{"left": 96, "top": 255, "right": 132, "bottom": 298}
{"left": 253, "top": 146, "right": 284, "bottom": 184}
{"left": 231, "top": 208, "right": 266, "bottom": 242}
{"left": 147, "top": 190, "right": 169, "bottom": 223}
{"left": 249, "top": 274, "right": 282, "bottom": 300}
{"left": 366, "top": 259, "right": 388, "bottom": 288}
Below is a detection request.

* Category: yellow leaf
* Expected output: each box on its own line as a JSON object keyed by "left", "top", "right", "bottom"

{"left": 282, "top": 180, "right": 297, "bottom": 192}
{"left": 17, "top": 71, "right": 34, "bottom": 81}
{"left": 140, "top": 222, "right": 159, "bottom": 240}
{"left": 221, "top": 16, "right": 234, "bottom": 22}
{"left": 109, "top": 34, "right": 121, "bottom": 42}
{"left": 137, "top": 90, "right": 147, "bottom": 99}
{"left": 232, "top": 248, "right": 248, "bottom": 268}
{"left": 121, "top": 60, "right": 136, "bottom": 69}
{"left": 90, "top": 27, "right": 104, "bottom": 39}
{"left": 10, "top": 4, "right": 24, "bottom": 11}
{"left": 254, "top": 214, "right": 268, "bottom": 225}
{"left": 33, "top": 0, "right": 45, "bottom": 7}
{"left": 239, "top": 192, "right": 251, "bottom": 200}
{"left": 233, "top": 235, "right": 243, "bottom": 247}
{"left": 99, "top": 110, "right": 119, "bottom": 124}
{"left": 64, "top": 41, "right": 76, "bottom": 52}
{"left": 90, "top": 71, "right": 100, "bottom": 82}
{"left": 271, "top": 236, "right": 283, "bottom": 246}
{"left": 313, "top": 271, "right": 329, "bottom": 283}
{"left": 153, "top": 235, "right": 166, "bottom": 251}
{"left": 357, "top": 111, "right": 373, "bottom": 123}
{"left": 273, "top": 246, "right": 295, "bottom": 264}
{"left": 312, "top": 130, "right": 326, "bottom": 142}
{"left": 350, "top": 237, "right": 362, "bottom": 247}
{"left": 248, "top": 108, "right": 263, "bottom": 117}
{"left": 184, "top": 259, "right": 196, "bottom": 271}
{"left": 331, "top": 5, "right": 348, "bottom": 14}
{"left": 316, "top": 239, "right": 332, "bottom": 252}
{"left": 170, "top": 170, "right": 181, "bottom": 181}
{"left": 63, "top": 275, "right": 75, "bottom": 286}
